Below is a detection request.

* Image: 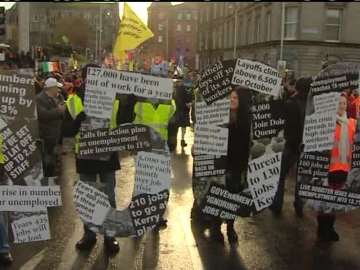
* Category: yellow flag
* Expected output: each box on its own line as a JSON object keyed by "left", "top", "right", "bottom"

{"left": 113, "top": 3, "right": 154, "bottom": 63}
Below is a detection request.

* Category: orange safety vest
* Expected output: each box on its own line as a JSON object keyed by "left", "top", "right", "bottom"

{"left": 329, "top": 118, "right": 357, "bottom": 172}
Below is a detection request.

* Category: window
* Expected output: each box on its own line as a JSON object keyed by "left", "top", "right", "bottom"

{"left": 176, "top": 24, "right": 182, "bottom": 31}
{"left": 186, "top": 13, "right": 191, "bottom": 20}
{"left": 158, "top": 24, "right": 163, "bottom": 31}
{"left": 212, "top": 29, "right": 216, "bottom": 49}
{"left": 33, "top": 15, "right": 40, "bottom": 22}
{"left": 177, "top": 13, "right": 183, "bottom": 20}
{"left": 158, "top": 12, "right": 164, "bottom": 20}
{"left": 229, "top": 21, "right": 234, "bottom": 49}
{"left": 325, "top": 9, "right": 342, "bottom": 41}
{"left": 266, "top": 12, "right": 271, "bottom": 41}
{"left": 223, "top": 22, "right": 228, "bottom": 49}
{"left": 213, "top": 3, "right": 217, "bottom": 19}
{"left": 285, "top": 7, "right": 298, "bottom": 39}
{"left": 186, "top": 25, "right": 191, "bottom": 32}
{"left": 255, "top": 14, "right": 261, "bottom": 42}
{"left": 158, "top": 35, "right": 163, "bottom": 43}
{"left": 237, "top": 17, "right": 242, "bottom": 46}
{"left": 205, "top": 31, "right": 208, "bottom": 50}
{"left": 218, "top": 25, "right": 223, "bottom": 49}
{"left": 206, "top": 6, "right": 210, "bottom": 22}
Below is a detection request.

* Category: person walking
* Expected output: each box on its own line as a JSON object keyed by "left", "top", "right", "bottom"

{"left": 317, "top": 94, "right": 356, "bottom": 241}
{"left": 209, "top": 87, "right": 252, "bottom": 244}
{"left": 270, "top": 77, "right": 312, "bottom": 217}
{"left": 36, "top": 77, "right": 66, "bottom": 177}
{"left": 65, "top": 64, "right": 122, "bottom": 254}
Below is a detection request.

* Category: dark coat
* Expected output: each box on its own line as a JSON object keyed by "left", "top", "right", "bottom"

{"left": 174, "top": 83, "right": 193, "bottom": 127}
{"left": 36, "top": 91, "right": 64, "bottom": 147}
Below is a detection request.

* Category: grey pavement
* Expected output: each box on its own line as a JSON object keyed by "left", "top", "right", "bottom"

{"left": 5, "top": 130, "right": 360, "bottom": 270}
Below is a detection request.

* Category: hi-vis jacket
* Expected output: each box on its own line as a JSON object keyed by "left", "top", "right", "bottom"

{"left": 66, "top": 94, "right": 119, "bottom": 154}
{"left": 329, "top": 118, "right": 356, "bottom": 172}
{"left": 133, "top": 100, "right": 176, "bottom": 140}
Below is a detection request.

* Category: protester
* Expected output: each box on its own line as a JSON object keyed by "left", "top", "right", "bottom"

{"left": 347, "top": 88, "right": 360, "bottom": 119}
{"left": 36, "top": 77, "right": 66, "bottom": 177}
{"left": 209, "top": 87, "right": 251, "bottom": 243}
{"left": 317, "top": 94, "right": 357, "bottom": 241}
{"left": 270, "top": 77, "right": 312, "bottom": 216}
{"left": 0, "top": 136, "right": 12, "bottom": 265}
{"left": 173, "top": 78, "right": 193, "bottom": 147}
{"left": 65, "top": 64, "right": 121, "bottom": 254}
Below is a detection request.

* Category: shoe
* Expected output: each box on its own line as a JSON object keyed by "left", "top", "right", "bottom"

{"left": 227, "top": 226, "right": 238, "bottom": 244}
{"left": 181, "top": 140, "right": 187, "bottom": 147}
{"left": 317, "top": 215, "right": 339, "bottom": 242}
{"left": 293, "top": 202, "right": 303, "bottom": 218}
{"left": 104, "top": 237, "right": 120, "bottom": 254}
{"left": 0, "top": 252, "right": 13, "bottom": 265}
{"left": 75, "top": 235, "right": 97, "bottom": 251}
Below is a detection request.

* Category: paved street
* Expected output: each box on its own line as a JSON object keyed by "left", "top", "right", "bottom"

{"left": 6, "top": 131, "right": 360, "bottom": 270}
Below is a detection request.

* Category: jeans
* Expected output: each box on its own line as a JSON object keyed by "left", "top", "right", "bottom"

{"left": 272, "top": 146, "right": 302, "bottom": 211}
{"left": 79, "top": 171, "right": 117, "bottom": 238}
{"left": 0, "top": 212, "right": 9, "bottom": 254}
{"left": 42, "top": 142, "right": 57, "bottom": 177}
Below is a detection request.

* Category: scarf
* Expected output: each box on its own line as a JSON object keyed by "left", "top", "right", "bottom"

{"left": 336, "top": 114, "right": 349, "bottom": 164}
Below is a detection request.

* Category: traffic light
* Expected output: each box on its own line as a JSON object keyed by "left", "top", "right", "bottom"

{"left": 0, "top": 7, "right": 5, "bottom": 36}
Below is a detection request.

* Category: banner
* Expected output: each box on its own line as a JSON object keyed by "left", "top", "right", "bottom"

{"left": 84, "top": 67, "right": 173, "bottom": 119}
{"left": 193, "top": 59, "right": 284, "bottom": 218}
{"left": 0, "top": 70, "right": 62, "bottom": 244}
{"left": 297, "top": 62, "right": 360, "bottom": 212}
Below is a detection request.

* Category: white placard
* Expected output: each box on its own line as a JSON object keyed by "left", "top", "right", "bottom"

{"left": 134, "top": 151, "right": 171, "bottom": 196}
{"left": 247, "top": 152, "right": 282, "bottom": 211}
{"left": 73, "top": 181, "right": 111, "bottom": 225}
{"left": 195, "top": 98, "right": 230, "bottom": 126}
{"left": 11, "top": 213, "right": 50, "bottom": 243}
{"left": 84, "top": 67, "right": 173, "bottom": 119}
{"left": 232, "top": 59, "right": 282, "bottom": 97}
{"left": 194, "top": 124, "right": 228, "bottom": 156}
{"left": 0, "top": 185, "right": 62, "bottom": 212}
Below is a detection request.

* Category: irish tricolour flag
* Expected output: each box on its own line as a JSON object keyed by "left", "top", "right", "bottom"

{"left": 41, "top": 62, "right": 60, "bottom": 73}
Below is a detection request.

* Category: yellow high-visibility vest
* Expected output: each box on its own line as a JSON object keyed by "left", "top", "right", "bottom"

{"left": 0, "top": 135, "right": 4, "bottom": 165}
{"left": 133, "top": 100, "right": 176, "bottom": 140}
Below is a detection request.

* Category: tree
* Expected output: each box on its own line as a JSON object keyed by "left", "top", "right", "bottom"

{"left": 53, "top": 17, "right": 91, "bottom": 50}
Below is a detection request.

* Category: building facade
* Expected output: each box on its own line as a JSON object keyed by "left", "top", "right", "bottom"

{"left": 198, "top": 2, "right": 360, "bottom": 77}
{"left": 145, "top": 2, "right": 199, "bottom": 69}
{"left": 6, "top": 3, "right": 119, "bottom": 58}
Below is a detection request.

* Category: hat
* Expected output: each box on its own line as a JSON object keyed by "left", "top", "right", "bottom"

{"left": 44, "top": 77, "right": 63, "bottom": 89}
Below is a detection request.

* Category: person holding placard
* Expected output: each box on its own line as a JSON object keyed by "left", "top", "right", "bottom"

{"left": 209, "top": 87, "right": 251, "bottom": 243}
{"left": 0, "top": 136, "right": 12, "bottom": 265}
{"left": 317, "top": 94, "right": 357, "bottom": 241}
{"left": 65, "top": 64, "right": 122, "bottom": 254}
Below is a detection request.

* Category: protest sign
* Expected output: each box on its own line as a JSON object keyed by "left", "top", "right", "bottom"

{"left": 194, "top": 125, "right": 228, "bottom": 156}
{"left": 0, "top": 185, "right": 62, "bottom": 212}
{"left": 201, "top": 183, "right": 253, "bottom": 219}
{"left": 252, "top": 100, "right": 284, "bottom": 140}
{"left": 297, "top": 62, "right": 360, "bottom": 212}
{"left": 232, "top": 59, "right": 282, "bottom": 97}
{"left": 11, "top": 213, "right": 50, "bottom": 243}
{"left": 73, "top": 181, "right": 111, "bottom": 225}
{"left": 0, "top": 70, "right": 63, "bottom": 244}
{"left": 193, "top": 59, "right": 284, "bottom": 219}
{"left": 129, "top": 190, "right": 169, "bottom": 237}
{"left": 84, "top": 67, "right": 173, "bottom": 119}
{"left": 79, "top": 124, "right": 152, "bottom": 156}
{"left": 193, "top": 155, "right": 226, "bottom": 178}
{"left": 195, "top": 99, "right": 230, "bottom": 126}
{"left": 198, "top": 60, "right": 236, "bottom": 104}
{"left": 134, "top": 152, "right": 171, "bottom": 195}
{"left": 247, "top": 153, "right": 282, "bottom": 211}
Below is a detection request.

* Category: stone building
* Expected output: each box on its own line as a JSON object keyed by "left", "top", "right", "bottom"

{"left": 6, "top": 2, "right": 119, "bottom": 58}
{"left": 145, "top": 2, "right": 199, "bottom": 69}
{"left": 198, "top": 2, "right": 360, "bottom": 77}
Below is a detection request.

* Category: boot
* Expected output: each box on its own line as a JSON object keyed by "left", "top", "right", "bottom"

{"left": 226, "top": 220, "right": 238, "bottom": 243}
{"left": 209, "top": 223, "right": 224, "bottom": 243}
{"left": 0, "top": 252, "right": 13, "bottom": 265}
{"left": 317, "top": 215, "right": 339, "bottom": 242}
{"left": 75, "top": 225, "right": 97, "bottom": 251}
{"left": 104, "top": 236, "right": 120, "bottom": 254}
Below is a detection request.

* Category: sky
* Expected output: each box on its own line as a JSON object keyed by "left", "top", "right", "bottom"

{"left": 0, "top": 2, "right": 182, "bottom": 24}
